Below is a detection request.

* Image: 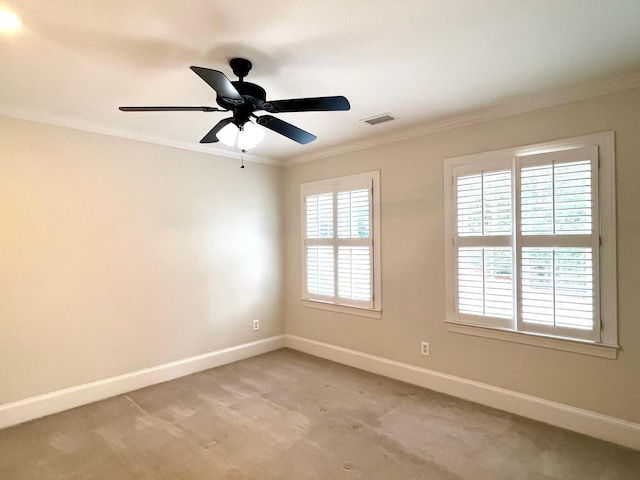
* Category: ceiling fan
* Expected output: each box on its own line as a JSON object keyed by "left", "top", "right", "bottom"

{"left": 120, "top": 58, "right": 351, "bottom": 150}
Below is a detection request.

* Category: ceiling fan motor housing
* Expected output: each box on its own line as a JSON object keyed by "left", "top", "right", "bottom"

{"left": 217, "top": 81, "right": 266, "bottom": 125}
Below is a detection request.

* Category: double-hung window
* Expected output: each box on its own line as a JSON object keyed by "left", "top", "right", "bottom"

{"left": 444, "top": 133, "right": 617, "bottom": 358}
{"left": 301, "top": 171, "right": 381, "bottom": 316}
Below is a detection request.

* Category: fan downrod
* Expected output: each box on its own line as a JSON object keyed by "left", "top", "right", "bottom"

{"left": 230, "top": 58, "right": 252, "bottom": 80}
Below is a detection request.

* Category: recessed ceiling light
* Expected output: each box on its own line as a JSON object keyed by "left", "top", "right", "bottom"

{"left": 0, "top": 6, "right": 23, "bottom": 33}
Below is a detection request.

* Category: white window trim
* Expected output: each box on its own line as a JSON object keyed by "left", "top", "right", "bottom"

{"left": 444, "top": 132, "right": 618, "bottom": 357}
{"left": 302, "top": 299, "right": 382, "bottom": 319}
{"left": 301, "top": 171, "right": 382, "bottom": 316}
{"left": 445, "top": 321, "right": 617, "bottom": 359}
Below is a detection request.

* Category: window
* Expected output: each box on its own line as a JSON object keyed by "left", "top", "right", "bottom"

{"left": 444, "top": 133, "right": 617, "bottom": 358}
{"left": 301, "top": 171, "right": 381, "bottom": 317}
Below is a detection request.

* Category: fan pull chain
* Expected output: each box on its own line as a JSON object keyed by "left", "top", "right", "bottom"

{"left": 241, "top": 149, "right": 245, "bottom": 169}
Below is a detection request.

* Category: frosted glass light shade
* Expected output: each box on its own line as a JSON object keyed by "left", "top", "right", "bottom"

{"left": 237, "top": 121, "right": 264, "bottom": 151}
{"left": 216, "top": 121, "right": 264, "bottom": 150}
{"left": 217, "top": 122, "right": 239, "bottom": 147}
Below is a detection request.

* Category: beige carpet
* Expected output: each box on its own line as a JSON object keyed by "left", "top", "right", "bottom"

{"left": 1, "top": 349, "right": 638, "bottom": 479}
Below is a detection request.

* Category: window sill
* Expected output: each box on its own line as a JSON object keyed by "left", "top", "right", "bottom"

{"left": 445, "top": 321, "right": 618, "bottom": 359}
{"left": 302, "top": 300, "right": 382, "bottom": 319}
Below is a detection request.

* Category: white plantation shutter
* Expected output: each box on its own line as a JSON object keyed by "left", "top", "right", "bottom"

{"left": 302, "top": 172, "right": 379, "bottom": 310}
{"left": 457, "top": 247, "right": 513, "bottom": 319}
{"left": 520, "top": 247, "right": 594, "bottom": 329}
{"left": 457, "top": 170, "right": 512, "bottom": 237}
{"left": 453, "top": 162, "right": 514, "bottom": 329}
{"left": 516, "top": 146, "right": 600, "bottom": 341}
{"left": 338, "top": 189, "right": 370, "bottom": 238}
{"left": 306, "top": 246, "right": 334, "bottom": 296}
{"left": 448, "top": 143, "right": 604, "bottom": 343}
{"left": 306, "top": 192, "right": 333, "bottom": 239}
{"left": 520, "top": 160, "right": 593, "bottom": 235}
{"left": 338, "top": 246, "right": 371, "bottom": 301}
{"left": 305, "top": 192, "right": 334, "bottom": 298}
{"left": 337, "top": 188, "right": 371, "bottom": 302}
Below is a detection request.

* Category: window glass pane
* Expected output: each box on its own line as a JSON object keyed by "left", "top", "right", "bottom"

{"left": 338, "top": 246, "right": 371, "bottom": 300}
{"left": 306, "top": 246, "right": 334, "bottom": 296}
{"left": 457, "top": 171, "right": 511, "bottom": 236}
{"left": 337, "top": 189, "right": 370, "bottom": 239}
{"left": 306, "top": 193, "right": 333, "bottom": 238}
{"left": 457, "top": 247, "right": 513, "bottom": 318}
{"left": 521, "top": 161, "right": 591, "bottom": 235}
{"left": 521, "top": 247, "right": 593, "bottom": 329}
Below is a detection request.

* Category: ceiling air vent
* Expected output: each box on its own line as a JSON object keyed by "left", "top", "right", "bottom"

{"left": 361, "top": 113, "right": 397, "bottom": 126}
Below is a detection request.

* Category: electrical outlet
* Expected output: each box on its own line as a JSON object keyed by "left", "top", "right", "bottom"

{"left": 421, "top": 341, "right": 430, "bottom": 356}
{"left": 253, "top": 319, "right": 260, "bottom": 331}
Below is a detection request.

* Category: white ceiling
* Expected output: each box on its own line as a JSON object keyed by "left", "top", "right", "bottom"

{"left": 2, "top": 0, "right": 640, "bottom": 164}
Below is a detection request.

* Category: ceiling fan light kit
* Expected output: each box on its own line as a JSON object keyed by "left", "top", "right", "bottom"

{"left": 217, "top": 120, "right": 264, "bottom": 150}
{"left": 120, "top": 58, "right": 350, "bottom": 152}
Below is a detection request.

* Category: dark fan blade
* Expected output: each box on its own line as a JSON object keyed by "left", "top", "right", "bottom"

{"left": 256, "top": 115, "right": 316, "bottom": 144}
{"left": 200, "top": 117, "right": 234, "bottom": 143}
{"left": 119, "top": 106, "right": 223, "bottom": 112}
{"left": 190, "top": 66, "right": 244, "bottom": 104}
{"left": 264, "top": 96, "right": 350, "bottom": 113}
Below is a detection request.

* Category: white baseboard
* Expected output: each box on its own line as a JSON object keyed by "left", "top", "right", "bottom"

{"left": 0, "top": 335, "right": 286, "bottom": 431}
{"left": 3, "top": 333, "right": 638, "bottom": 452}
{"left": 284, "top": 334, "right": 640, "bottom": 451}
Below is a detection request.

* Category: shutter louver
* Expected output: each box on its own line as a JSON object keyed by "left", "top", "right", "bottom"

{"left": 306, "top": 193, "right": 334, "bottom": 239}
{"left": 483, "top": 171, "right": 512, "bottom": 235}
{"left": 484, "top": 248, "right": 514, "bottom": 318}
{"left": 458, "top": 247, "right": 513, "bottom": 319}
{"left": 554, "top": 161, "right": 592, "bottom": 234}
{"left": 521, "top": 247, "right": 593, "bottom": 329}
{"left": 521, "top": 160, "right": 592, "bottom": 235}
{"left": 338, "top": 189, "right": 370, "bottom": 238}
{"left": 457, "top": 247, "right": 484, "bottom": 315}
{"left": 338, "top": 246, "right": 371, "bottom": 300}
{"left": 457, "top": 171, "right": 511, "bottom": 236}
{"left": 457, "top": 175, "right": 483, "bottom": 236}
{"left": 306, "top": 246, "right": 334, "bottom": 296}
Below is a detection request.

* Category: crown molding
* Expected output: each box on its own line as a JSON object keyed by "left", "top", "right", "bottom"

{"left": 0, "top": 106, "right": 280, "bottom": 167}
{"left": 3, "top": 71, "right": 640, "bottom": 169}
{"left": 283, "top": 71, "right": 640, "bottom": 167}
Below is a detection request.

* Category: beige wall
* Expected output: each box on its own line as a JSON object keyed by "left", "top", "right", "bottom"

{"left": 2, "top": 87, "right": 639, "bottom": 425}
{"left": 0, "top": 116, "right": 284, "bottom": 405}
{"left": 283, "top": 87, "right": 640, "bottom": 424}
